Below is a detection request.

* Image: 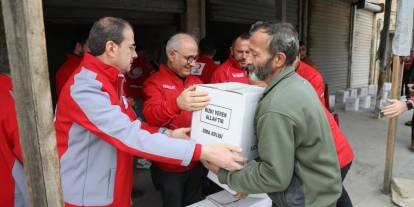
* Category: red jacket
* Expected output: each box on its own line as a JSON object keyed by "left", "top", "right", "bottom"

{"left": 210, "top": 57, "right": 249, "bottom": 84}
{"left": 123, "top": 56, "right": 156, "bottom": 99}
{"left": 0, "top": 75, "right": 28, "bottom": 207}
{"left": 197, "top": 55, "right": 218, "bottom": 84}
{"left": 55, "top": 53, "right": 82, "bottom": 97}
{"left": 55, "top": 54, "right": 201, "bottom": 207}
{"left": 143, "top": 64, "right": 203, "bottom": 172}
{"left": 296, "top": 61, "right": 354, "bottom": 168}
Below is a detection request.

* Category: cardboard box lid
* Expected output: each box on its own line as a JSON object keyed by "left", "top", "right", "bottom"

{"left": 199, "top": 82, "right": 264, "bottom": 95}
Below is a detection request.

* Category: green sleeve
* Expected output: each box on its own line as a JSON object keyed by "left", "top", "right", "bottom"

{"left": 218, "top": 112, "right": 296, "bottom": 193}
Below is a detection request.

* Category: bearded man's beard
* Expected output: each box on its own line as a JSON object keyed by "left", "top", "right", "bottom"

{"left": 253, "top": 57, "right": 273, "bottom": 81}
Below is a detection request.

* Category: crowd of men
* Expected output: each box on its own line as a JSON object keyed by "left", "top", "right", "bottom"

{"left": 1, "top": 17, "right": 357, "bottom": 207}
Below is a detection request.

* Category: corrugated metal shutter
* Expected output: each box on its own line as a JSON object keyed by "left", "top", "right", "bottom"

{"left": 308, "top": 0, "right": 351, "bottom": 92}
{"left": 286, "top": 0, "right": 299, "bottom": 28}
{"left": 350, "top": 9, "right": 374, "bottom": 88}
{"left": 208, "top": 0, "right": 277, "bottom": 24}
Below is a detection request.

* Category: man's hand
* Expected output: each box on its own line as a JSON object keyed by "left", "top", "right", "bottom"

{"left": 381, "top": 99, "right": 408, "bottom": 117}
{"left": 201, "top": 160, "right": 220, "bottom": 174}
{"left": 177, "top": 85, "right": 210, "bottom": 111}
{"left": 168, "top": 127, "right": 191, "bottom": 139}
{"left": 200, "top": 144, "right": 247, "bottom": 171}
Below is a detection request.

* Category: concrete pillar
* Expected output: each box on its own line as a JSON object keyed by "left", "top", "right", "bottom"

{"left": 182, "top": 0, "right": 205, "bottom": 40}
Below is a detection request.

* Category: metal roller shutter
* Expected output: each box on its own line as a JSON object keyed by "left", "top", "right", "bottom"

{"left": 286, "top": 0, "right": 299, "bottom": 28}
{"left": 308, "top": 0, "right": 351, "bottom": 92}
{"left": 350, "top": 9, "right": 374, "bottom": 88}
{"left": 208, "top": 0, "right": 277, "bottom": 24}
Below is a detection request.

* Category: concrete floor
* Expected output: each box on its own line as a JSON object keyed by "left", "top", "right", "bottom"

{"left": 131, "top": 105, "right": 414, "bottom": 207}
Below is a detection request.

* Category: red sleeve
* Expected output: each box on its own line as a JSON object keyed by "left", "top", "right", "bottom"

{"left": 63, "top": 78, "right": 199, "bottom": 166}
{"left": 142, "top": 80, "right": 181, "bottom": 126}
{"left": 3, "top": 91, "right": 23, "bottom": 162}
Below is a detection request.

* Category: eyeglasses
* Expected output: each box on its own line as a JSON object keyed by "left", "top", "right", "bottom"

{"left": 173, "top": 49, "right": 199, "bottom": 64}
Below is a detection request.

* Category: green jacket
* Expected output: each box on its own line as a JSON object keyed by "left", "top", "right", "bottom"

{"left": 218, "top": 66, "right": 342, "bottom": 207}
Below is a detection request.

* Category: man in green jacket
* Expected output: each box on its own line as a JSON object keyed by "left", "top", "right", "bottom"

{"left": 203, "top": 22, "right": 342, "bottom": 207}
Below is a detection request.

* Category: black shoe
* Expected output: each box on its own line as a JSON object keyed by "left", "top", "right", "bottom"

{"left": 405, "top": 121, "right": 412, "bottom": 126}
{"left": 410, "top": 142, "right": 414, "bottom": 151}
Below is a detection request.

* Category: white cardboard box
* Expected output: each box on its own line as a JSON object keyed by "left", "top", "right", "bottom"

{"left": 358, "top": 87, "right": 368, "bottom": 97}
{"left": 345, "top": 97, "right": 359, "bottom": 111}
{"left": 329, "top": 95, "right": 335, "bottom": 108}
{"left": 191, "top": 82, "right": 265, "bottom": 160}
{"left": 368, "top": 85, "right": 377, "bottom": 95}
{"left": 383, "top": 82, "right": 392, "bottom": 91}
{"left": 348, "top": 88, "right": 358, "bottom": 98}
{"left": 359, "top": 96, "right": 371, "bottom": 109}
{"left": 336, "top": 90, "right": 349, "bottom": 103}
{"left": 188, "top": 190, "right": 272, "bottom": 207}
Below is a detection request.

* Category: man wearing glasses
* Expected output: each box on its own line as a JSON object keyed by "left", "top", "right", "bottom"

{"left": 142, "top": 33, "right": 210, "bottom": 207}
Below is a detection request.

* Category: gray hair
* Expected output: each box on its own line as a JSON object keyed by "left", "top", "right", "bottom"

{"left": 249, "top": 21, "right": 299, "bottom": 66}
{"left": 165, "top": 33, "right": 197, "bottom": 55}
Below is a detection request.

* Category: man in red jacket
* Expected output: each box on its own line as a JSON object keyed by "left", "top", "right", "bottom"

{"left": 123, "top": 47, "right": 156, "bottom": 119}
{"left": 0, "top": 73, "right": 29, "bottom": 207}
{"left": 196, "top": 37, "right": 218, "bottom": 83}
{"left": 295, "top": 60, "right": 354, "bottom": 207}
{"left": 142, "top": 33, "right": 208, "bottom": 207}
{"left": 210, "top": 33, "right": 250, "bottom": 84}
{"left": 55, "top": 17, "right": 246, "bottom": 207}
{"left": 55, "top": 30, "right": 89, "bottom": 98}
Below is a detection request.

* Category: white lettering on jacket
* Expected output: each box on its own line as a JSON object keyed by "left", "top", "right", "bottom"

{"left": 162, "top": 84, "right": 176, "bottom": 90}
{"left": 232, "top": 73, "right": 245, "bottom": 78}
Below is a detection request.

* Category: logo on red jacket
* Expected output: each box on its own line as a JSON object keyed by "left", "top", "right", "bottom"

{"left": 232, "top": 73, "right": 245, "bottom": 78}
{"left": 162, "top": 84, "right": 176, "bottom": 90}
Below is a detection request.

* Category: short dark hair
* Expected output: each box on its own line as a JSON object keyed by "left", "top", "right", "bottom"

{"left": 249, "top": 21, "right": 299, "bottom": 66}
{"left": 232, "top": 33, "right": 250, "bottom": 48}
{"left": 199, "top": 37, "right": 216, "bottom": 55}
{"left": 88, "top": 17, "right": 132, "bottom": 56}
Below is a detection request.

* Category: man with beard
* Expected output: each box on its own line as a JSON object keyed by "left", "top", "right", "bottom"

{"left": 55, "top": 18, "right": 246, "bottom": 207}
{"left": 204, "top": 22, "right": 342, "bottom": 207}
{"left": 210, "top": 33, "right": 250, "bottom": 84}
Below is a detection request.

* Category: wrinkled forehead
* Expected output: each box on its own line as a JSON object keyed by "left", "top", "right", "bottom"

{"left": 249, "top": 31, "right": 271, "bottom": 54}
{"left": 178, "top": 40, "right": 198, "bottom": 55}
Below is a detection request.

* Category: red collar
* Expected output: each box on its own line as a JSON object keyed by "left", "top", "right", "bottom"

{"left": 81, "top": 53, "right": 122, "bottom": 85}
{"left": 227, "top": 56, "right": 243, "bottom": 71}
{"left": 66, "top": 53, "right": 82, "bottom": 64}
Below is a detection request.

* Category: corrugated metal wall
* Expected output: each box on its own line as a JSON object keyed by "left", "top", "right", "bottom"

{"left": 208, "top": 0, "right": 277, "bottom": 24}
{"left": 351, "top": 9, "right": 374, "bottom": 88}
{"left": 309, "top": 0, "right": 351, "bottom": 92}
{"left": 286, "top": 0, "right": 299, "bottom": 28}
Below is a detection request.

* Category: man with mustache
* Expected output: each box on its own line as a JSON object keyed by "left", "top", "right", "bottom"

{"left": 55, "top": 17, "right": 246, "bottom": 207}
{"left": 210, "top": 33, "right": 251, "bottom": 84}
{"left": 204, "top": 22, "right": 342, "bottom": 207}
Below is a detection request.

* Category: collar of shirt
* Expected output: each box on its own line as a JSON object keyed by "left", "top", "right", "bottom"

{"left": 81, "top": 53, "right": 121, "bottom": 88}
{"left": 263, "top": 66, "right": 296, "bottom": 96}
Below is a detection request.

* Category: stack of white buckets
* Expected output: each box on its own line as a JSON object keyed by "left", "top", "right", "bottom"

{"left": 331, "top": 83, "right": 392, "bottom": 112}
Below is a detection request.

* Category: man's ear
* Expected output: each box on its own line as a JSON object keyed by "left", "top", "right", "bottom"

{"left": 105, "top": 41, "right": 117, "bottom": 58}
{"left": 167, "top": 50, "right": 175, "bottom": 62}
{"left": 273, "top": 53, "right": 286, "bottom": 68}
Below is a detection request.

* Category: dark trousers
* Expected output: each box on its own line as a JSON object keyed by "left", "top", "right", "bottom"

{"left": 337, "top": 162, "right": 353, "bottom": 207}
{"left": 150, "top": 163, "right": 204, "bottom": 207}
